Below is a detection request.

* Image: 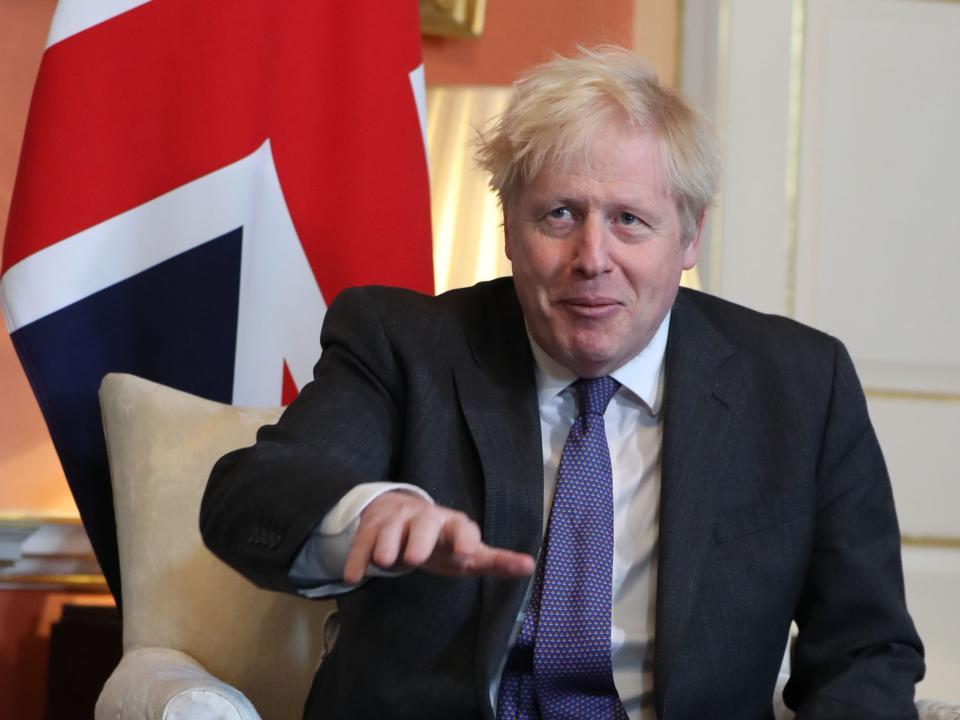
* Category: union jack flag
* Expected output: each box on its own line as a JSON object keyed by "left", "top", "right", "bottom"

{"left": 0, "top": 0, "right": 433, "bottom": 599}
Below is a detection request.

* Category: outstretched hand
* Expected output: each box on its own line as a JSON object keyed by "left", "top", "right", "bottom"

{"left": 342, "top": 491, "right": 536, "bottom": 585}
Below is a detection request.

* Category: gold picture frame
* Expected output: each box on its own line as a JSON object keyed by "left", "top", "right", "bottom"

{"left": 420, "top": 0, "right": 487, "bottom": 38}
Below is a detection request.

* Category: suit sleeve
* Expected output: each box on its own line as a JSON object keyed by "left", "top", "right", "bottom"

{"left": 785, "top": 339, "right": 925, "bottom": 719}
{"left": 199, "top": 286, "right": 404, "bottom": 593}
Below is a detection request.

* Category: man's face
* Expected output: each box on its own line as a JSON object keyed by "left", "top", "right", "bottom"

{"left": 505, "top": 122, "right": 702, "bottom": 378}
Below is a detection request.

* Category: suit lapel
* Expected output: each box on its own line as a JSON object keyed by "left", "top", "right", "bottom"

{"left": 452, "top": 281, "right": 543, "bottom": 719}
{"left": 654, "top": 290, "right": 747, "bottom": 717}
{"left": 452, "top": 284, "right": 748, "bottom": 717}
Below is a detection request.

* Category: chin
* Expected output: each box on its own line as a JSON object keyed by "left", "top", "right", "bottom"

{"left": 566, "top": 332, "right": 617, "bottom": 359}
{"left": 564, "top": 346, "right": 619, "bottom": 376}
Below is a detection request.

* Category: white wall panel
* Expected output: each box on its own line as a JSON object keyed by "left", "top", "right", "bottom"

{"left": 795, "top": 0, "right": 960, "bottom": 394}
{"left": 682, "top": 0, "right": 960, "bottom": 701}
{"left": 682, "top": 0, "right": 796, "bottom": 312}
{"left": 868, "top": 396, "right": 960, "bottom": 537}
{"left": 903, "top": 546, "right": 960, "bottom": 700}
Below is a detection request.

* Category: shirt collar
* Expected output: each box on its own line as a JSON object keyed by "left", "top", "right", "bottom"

{"left": 528, "top": 311, "right": 670, "bottom": 416}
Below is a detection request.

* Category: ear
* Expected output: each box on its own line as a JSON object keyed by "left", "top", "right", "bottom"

{"left": 681, "top": 209, "right": 707, "bottom": 270}
{"left": 503, "top": 208, "right": 514, "bottom": 261}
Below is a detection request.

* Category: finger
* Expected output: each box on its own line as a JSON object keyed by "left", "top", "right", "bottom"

{"left": 438, "top": 512, "right": 482, "bottom": 561}
{"left": 343, "top": 519, "right": 382, "bottom": 585}
{"left": 402, "top": 510, "right": 445, "bottom": 567}
{"left": 370, "top": 514, "right": 410, "bottom": 571}
{"left": 460, "top": 545, "right": 536, "bottom": 578}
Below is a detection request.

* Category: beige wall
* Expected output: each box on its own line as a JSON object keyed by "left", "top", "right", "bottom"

{"left": 0, "top": 0, "right": 69, "bottom": 515}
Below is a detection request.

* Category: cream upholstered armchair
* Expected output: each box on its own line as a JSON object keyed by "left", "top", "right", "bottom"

{"left": 94, "top": 373, "right": 959, "bottom": 719}
{"left": 95, "top": 373, "right": 336, "bottom": 720}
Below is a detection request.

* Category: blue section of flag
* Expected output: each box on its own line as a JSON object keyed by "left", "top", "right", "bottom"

{"left": 10, "top": 228, "right": 243, "bottom": 592}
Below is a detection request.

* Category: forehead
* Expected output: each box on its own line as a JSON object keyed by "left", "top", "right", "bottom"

{"left": 518, "top": 124, "right": 671, "bottom": 205}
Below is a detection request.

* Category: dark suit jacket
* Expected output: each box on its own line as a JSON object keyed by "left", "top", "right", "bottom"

{"left": 200, "top": 278, "right": 923, "bottom": 720}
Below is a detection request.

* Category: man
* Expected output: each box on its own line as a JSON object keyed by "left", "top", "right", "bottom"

{"left": 200, "top": 46, "right": 924, "bottom": 719}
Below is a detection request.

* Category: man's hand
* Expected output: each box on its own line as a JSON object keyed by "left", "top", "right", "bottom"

{"left": 342, "top": 491, "right": 536, "bottom": 585}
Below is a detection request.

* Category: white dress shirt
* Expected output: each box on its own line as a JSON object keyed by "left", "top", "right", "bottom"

{"left": 290, "top": 313, "right": 671, "bottom": 720}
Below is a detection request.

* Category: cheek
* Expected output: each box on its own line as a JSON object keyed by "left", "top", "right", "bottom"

{"left": 510, "top": 259, "right": 555, "bottom": 325}
{"left": 629, "top": 255, "right": 683, "bottom": 294}
{"left": 515, "top": 249, "right": 562, "bottom": 292}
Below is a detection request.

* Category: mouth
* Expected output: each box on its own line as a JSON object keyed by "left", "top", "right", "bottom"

{"left": 554, "top": 296, "right": 622, "bottom": 319}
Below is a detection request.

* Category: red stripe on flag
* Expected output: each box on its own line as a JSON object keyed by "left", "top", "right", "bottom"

{"left": 3, "top": 0, "right": 433, "bottom": 299}
{"left": 282, "top": 359, "right": 298, "bottom": 406}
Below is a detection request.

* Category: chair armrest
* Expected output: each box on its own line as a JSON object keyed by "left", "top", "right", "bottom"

{"left": 919, "top": 700, "right": 960, "bottom": 719}
{"left": 96, "top": 647, "right": 261, "bottom": 720}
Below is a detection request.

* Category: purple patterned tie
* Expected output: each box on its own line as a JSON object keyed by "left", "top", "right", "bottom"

{"left": 497, "top": 376, "right": 627, "bottom": 719}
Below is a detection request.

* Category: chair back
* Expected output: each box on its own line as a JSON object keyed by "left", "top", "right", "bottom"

{"left": 100, "top": 373, "right": 333, "bottom": 720}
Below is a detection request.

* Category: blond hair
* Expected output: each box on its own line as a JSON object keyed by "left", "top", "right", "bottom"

{"left": 474, "top": 45, "right": 720, "bottom": 245}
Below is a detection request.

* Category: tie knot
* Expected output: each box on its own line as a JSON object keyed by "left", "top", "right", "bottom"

{"left": 574, "top": 376, "right": 621, "bottom": 416}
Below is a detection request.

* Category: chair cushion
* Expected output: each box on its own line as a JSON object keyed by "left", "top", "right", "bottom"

{"left": 100, "top": 373, "right": 333, "bottom": 720}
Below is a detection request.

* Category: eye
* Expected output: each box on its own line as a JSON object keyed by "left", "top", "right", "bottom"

{"left": 618, "top": 212, "right": 641, "bottom": 226}
{"left": 546, "top": 206, "right": 572, "bottom": 221}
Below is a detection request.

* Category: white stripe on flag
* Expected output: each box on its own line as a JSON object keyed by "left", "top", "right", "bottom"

{"left": 46, "top": 0, "right": 152, "bottom": 48}
{"left": 409, "top": 64, "right": 428, "bottom": 160}
{"left": 0, "top": 140, "right": 327, "bottom": 406}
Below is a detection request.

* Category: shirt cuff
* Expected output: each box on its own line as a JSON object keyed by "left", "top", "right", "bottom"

{"left": 288, "top": 482, "right": 434, "bottom": 598}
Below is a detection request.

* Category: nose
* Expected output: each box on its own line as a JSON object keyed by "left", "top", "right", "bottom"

{"left": 572, "top": 215, "right": 613, "bottom": 278}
